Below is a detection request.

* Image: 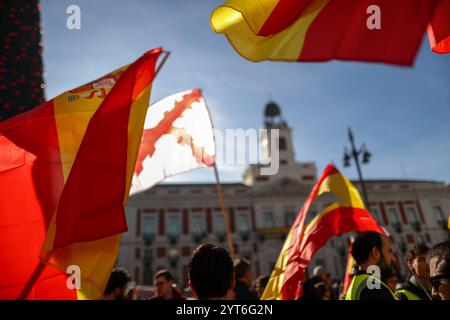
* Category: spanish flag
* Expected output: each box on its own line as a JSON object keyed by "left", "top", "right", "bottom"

{"left": 0, "top": 48, "right": 162, "bottom": 299}
{"left": 211, "top": 0, "right": 449, "bottom": 65}
{"left": 261, "top": 164, "right": 384, "bottom": 300}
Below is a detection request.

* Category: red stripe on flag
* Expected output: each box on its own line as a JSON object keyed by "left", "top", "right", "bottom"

{"left": 299, "top": 0, "right": 440, "bottom": 65}
{"left": 53, "top": 49, "right": 162, "bottom": 248}
{"left": 0, "top": 101, "right": 77, "bottom": 299}
{"left": 258, "top": 0, "right": 314, "bottom": 36}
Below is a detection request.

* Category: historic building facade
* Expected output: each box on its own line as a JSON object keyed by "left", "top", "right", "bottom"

{"left": 118, "top": 102, "right": 450, "bottom": 287}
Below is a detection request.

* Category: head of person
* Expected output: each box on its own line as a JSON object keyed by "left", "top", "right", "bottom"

{"left": 234, "top": 258, "right": 253, "bottom": 287}
{"left": 405, "top": 243, "right": 430, "bottom": 279}
{"left": 255, "top": 275, "right": 270, "bottom": 298}
{"left": 382, "top": 268, "right": 399, "bottom": 292}
{"left": 188, "top": 243, "right": 235, "bottom": 300}
{"left": 154, "top": 269, "right": 174, "bottom": 299}
{"left": 314, "top": 281, "right": 331, "bottom": 300}
{"left": 352, "top": 231, "right": 394, "bottom": 272}
{"left": 313, "top": 265, "right": 326, "bottom": 281}
{"left": 427, "top": 241, "right": 450, "bottom": 300}
{"left": 104, "top": 268, "right": 132, "bottom": 300}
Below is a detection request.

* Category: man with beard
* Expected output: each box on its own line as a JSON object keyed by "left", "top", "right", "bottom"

{"left": 395, "top": 244, "right": 432, "bottom": 300}
{"left": 345, "top": 231, "right": 397, "bottom": 300}
{"left": 103, "top": 268, "right": 132, "bottom": 300}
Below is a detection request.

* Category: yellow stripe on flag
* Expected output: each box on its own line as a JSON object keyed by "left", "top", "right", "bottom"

{"left": 211, "top": 0, "right": 330, "bottom": 62}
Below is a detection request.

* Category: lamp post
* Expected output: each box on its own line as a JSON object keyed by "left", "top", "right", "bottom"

{"left": 343, "top": 127, "right": 372, "bottom": 211}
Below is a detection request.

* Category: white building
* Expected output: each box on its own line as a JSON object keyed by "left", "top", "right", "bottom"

{"left": 118, "top": 102, "right": 450, "bottom": 287}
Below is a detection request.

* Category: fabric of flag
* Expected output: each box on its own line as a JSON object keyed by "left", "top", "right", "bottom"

{"left": 0, "top": 48, "right": 162, "bottom": 299}
{"left": 130, "top": 89, "right": 215, "bottom": 195}
{"left": 261, "top": 164, "right": 384, "bottom": 300}
{"left": 211, "top": 0, "right": 445, "bottom": 65}
{"left": 427, "top": 0, "right": 450, "bottom": 54}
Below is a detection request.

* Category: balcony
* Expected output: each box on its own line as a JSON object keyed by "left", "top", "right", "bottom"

{"left": 142, "top": 233, "right": 155, "bottom": 246}
{"left": 411, "top": 221, "right": 421, "bottom": 233}
{"left": 192, "top": 232, "right": 207, "bottom": 243}
{"left": 167, "top": 234, "right": 179, "bottom": 245}
{"left": 438, "top": 220, "right": 448, "bottom": 230}
{"left": 215, "top": 232, "right": 226, "bottom": 242}
{"left": 239, "top": 231, "right": 251, "bottom": 242}
{"left": 392, "top": 222, "right": 403, "bottom": 233}
{"left": 257, "top": 227, "right": 290, "bottom": 241}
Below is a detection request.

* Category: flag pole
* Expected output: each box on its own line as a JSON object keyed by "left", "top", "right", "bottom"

{"left": 154, "top": 50, "right": 171, "bottom": 79}
{"left": 213, "top": 163, "right": 236, "bottom": 260}
{"left": 200, "top": 90, "right": 236, "bottom": 260}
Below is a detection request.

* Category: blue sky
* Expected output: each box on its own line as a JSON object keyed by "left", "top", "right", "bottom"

{"left": 40, "top": 0, "right": 450, "bottom": 184}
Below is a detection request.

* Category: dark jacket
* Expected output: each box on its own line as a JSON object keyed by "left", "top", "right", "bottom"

{"left": 149, "top": 288, "right": 186, "bottom": 301}
{"left": 234, "top": 280, "right": 259, "bottom": 300}
{"left": 396, "top": 278, "right": 431, "bottom": 300}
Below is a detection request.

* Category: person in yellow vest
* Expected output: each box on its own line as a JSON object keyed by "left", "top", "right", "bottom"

{"left": 345, "top": 231, "right": 397, "bottom": 300}
{"left": 395, "top": 244, "right": 432, "bottom": 300}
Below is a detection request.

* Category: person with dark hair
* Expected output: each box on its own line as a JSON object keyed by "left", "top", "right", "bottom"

{"left": 233, "top": 258, "right": 259, "bottom": 300}
{"left": 254, "top": 275, "right": 270, "bottom": 298}
{"left": 427, "top": 241, "right": 450, "bottom": 300}
{"left": 149, "top": 269, "right": 185, "bottom": 300}
{"left": 104, "top": 268, "right": 132, "bottom": 300}
{"left": 395, "top": 243, "right": 432, "bottom": 300}
{"left": 345, "top": 231, "right": 396, "bottom": 300}
{"left": 382, "top": 268, "right": 399, "bottom": 293}
{"left": 188, "top": 243, "right": 235, "bottom": 300}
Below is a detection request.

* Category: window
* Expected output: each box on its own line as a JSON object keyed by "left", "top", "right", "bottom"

{"left": 406, "top": 207, "right": 419, "bottom": 224}
{"left": 167, "top": 215, "right": 180, "bottom": 236}
{"left": 214, "top": 213, "right": 225, "bottom": 233}
{"left": 388, "top": 208, "right": 400, "bottom": 224}
{"left": 191, "top": 214, "right": 205, "bottom": 234}
{"left": 279, "top": 137, "right": 287, "bottom": 150}
{"left": 371, "top": 208, "right": 382, "bottom": 223}
{"left": 263, "top": 212, "right": 275, "bottom": 228}
{"left": 236, "top": 213, "right": 250, "bottom": 232}
{"left": 142, "top": 215, "right": 156, "bottom": 239}
{"left": 284, "top": 206, "right": 297, "bottom": 227}
{"left": 433, "top": 206, "right": 445, "bottom": 223}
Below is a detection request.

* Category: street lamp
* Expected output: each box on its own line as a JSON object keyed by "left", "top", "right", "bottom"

{"left": 343, "top": 128, "right": 372, "bottom": 211}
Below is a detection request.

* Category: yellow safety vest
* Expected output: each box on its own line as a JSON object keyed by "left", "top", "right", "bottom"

{"left": 395, "top": 289, "right": 422, "bottom": 300}
{"left": 345, "top": 273, "right": 397, "bottom": 300}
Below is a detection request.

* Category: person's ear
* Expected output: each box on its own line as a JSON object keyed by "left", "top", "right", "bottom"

{"left": 371, "top": 246, "right": 381, "bottom": 261}
{"left": 188, "top": 281, "right": 198, "bottom": 298}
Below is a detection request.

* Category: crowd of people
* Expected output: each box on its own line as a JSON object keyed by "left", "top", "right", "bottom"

{"left": 104, "top": 235, "right": 450, "bottom": 300}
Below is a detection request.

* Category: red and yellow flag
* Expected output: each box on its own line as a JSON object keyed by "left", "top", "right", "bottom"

{"left": 261, "top": 164, "right": 384, "bottom": 300}
{"left": 427, "top": 0, "right": 450, "bottom": 54}
{"left": 0, "top": 48, "right": 162, "bottom": 299}
{"left": 211, "top": 0, "right": 448, "bottom": 65}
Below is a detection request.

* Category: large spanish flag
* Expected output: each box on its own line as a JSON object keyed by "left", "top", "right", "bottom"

{"left": 0, "top": 48, "right": 162, "bottom": 299}
{"left": 211, "top": 0, "right": 448, "bottom": 65}
{"left": 261, "top": 164, "right": 384, "bottom": 300}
